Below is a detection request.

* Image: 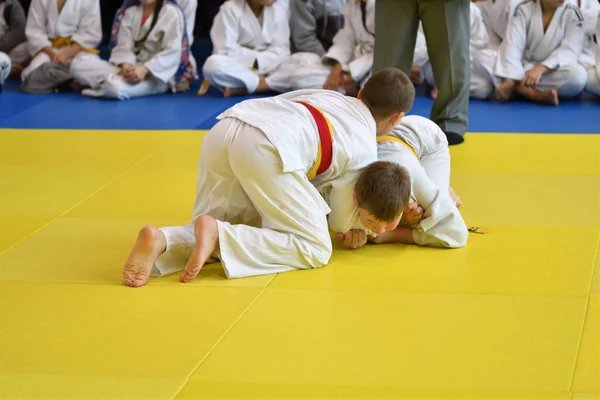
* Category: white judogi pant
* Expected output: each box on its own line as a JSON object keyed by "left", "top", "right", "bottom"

{"left": 151, "top": 117, "right": 333, "bottom": 279}
{"left": 290, "top": 53, "right": 372, "bottom": 92}
{"left": 21, "top": 47, "right": 102, "bottom": 87}
{"left": 586, "top": 67, "right": 600, "bottom": 95}
{"left": 202, "top": 53, "right": 309, "bottom": 94}
{"left": 471, "top": 49, "right": 587, "bottom": 99}
{"left": 74, "top": 59, "right": 169, "bottom": 100}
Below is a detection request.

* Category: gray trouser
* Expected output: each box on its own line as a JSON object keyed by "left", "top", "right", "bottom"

{"left": 373, "top": 0, "right": 471, "bottom": 136}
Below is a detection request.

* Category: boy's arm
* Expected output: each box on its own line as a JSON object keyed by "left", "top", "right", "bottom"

{"left": 25, "top": 0, "right": 53, "bottom": 56}
{"left": 290, "top": 0, "right": 327, "bottom": 56}
{"left": 0, "top": 1, "right": 26, "bottom": 53}
{"left": 494, "top": 5, "right": 529, "bottom": 80}
{"left": 540, "top": 6, "right": 585, "bottom": 70}
{"left": 369, "top": 226, "right": 416, "bottom": 245}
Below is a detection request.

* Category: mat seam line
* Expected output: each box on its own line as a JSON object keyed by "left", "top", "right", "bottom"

{"left": 568, "top": 233, "right": 599, "bottom": 392}
{"left": 0, "top": 143, "right": 177, "bottom": 258}
{"left": 170, "top": 284, "right": 272, "bottom": 399}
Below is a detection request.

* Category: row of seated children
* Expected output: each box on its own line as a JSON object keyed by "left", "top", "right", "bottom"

{"left": 0, "top": 0, "right": 599, "bottom": 105}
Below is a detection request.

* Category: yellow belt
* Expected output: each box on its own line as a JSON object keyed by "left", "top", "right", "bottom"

{"left": 50, "top": 37, "right": 99, "bottom": 54}
{"left": 376, "top": 135, "right": 418, "bottom": 158}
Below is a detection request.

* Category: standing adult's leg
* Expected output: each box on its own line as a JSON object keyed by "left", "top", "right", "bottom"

{"left": 419, "top": 0, "right": 470, "bottom": 144}
{"left": 373, "top": 0, "right": 420, "bottom": 76}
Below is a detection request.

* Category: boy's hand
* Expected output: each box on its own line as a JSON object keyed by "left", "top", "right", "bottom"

{"left": 522, "top": 64, "right": 548, "bottom": 88}
{"left": 324, "top": 63, "right": 343, "bottom": 91}
{"left": 401, "top": 202, "right": 424, "bottom": 225}
{"left": 336, "top": 230, "right": 368, "bottom": 249}
{"left": 55, "top": 51, "right": 70, "bottom": 67}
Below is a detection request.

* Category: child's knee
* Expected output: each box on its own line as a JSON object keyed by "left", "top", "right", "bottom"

{"left": 100, "top": 75, "right": 129, "bottom": 99}
{"left": 469, "top": 74, "right": 493, "bottom": 99}
{"left": 202, "top": 54, "right": 229, "bottom": 80}
{"left": 556, "top": 63, "right": 587, "bottom": 97}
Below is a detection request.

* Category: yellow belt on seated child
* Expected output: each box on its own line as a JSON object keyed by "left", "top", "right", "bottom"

{"left": 50, "top": 37, "right": 99, "bottom": 54}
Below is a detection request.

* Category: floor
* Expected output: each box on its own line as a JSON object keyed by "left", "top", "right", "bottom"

{"left": 0, "top": 76, "right": 598, "bottom": 399}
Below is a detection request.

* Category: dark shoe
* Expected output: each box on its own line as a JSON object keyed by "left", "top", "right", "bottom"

{"left": 445, "top": 131, "right": 465, "bottom": 145}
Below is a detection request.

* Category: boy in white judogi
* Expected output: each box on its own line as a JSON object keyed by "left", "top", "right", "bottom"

{"left": 122, "top": 68, "right": 416, "bottom": 286}
{"left": 413, "top": 3, "right": 490, "bottom": 100}
{"left": 80, "top": 0, "right": 193, "bottom": 100}
{"left": 368, "top": 116, "right": 468, "bottom": 248}
{"left": 472, "top": 0, "right": 587, "bottom": 104}
{"left": 201, "top": 0, "right": 292, "bottom": 97}
{"left": 291, "top": 0, "right": 375, "bottom": 96}
{"left": 337, "top": 116, "right": 468, "bottom": 249}
{"left": 21, "top": 0, "right": 103, "bottom": 89}
{"left": 0, "top": 0, "right": 29, "bottom": 75}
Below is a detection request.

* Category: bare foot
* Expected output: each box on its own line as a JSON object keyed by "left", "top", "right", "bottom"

{"left": 223, "top": 87, "right": 248, "bottom": 97}
{"left": 514, "top": 85, "right": 559, "bottom": 105}
{"left": 449, "top": 186, "right": 462, "bottom": 208}
{"left": 495, "top": 79, "right": 515, "bottom": 102}
{"left": 123, "top": 226, "right": 167, "bottom": 288}
{"left": 410, "top": 64, "right": 423, "bottom": 85}
{"left": 180, "top": 215, "right": 219, "bottom": 283}
{"left": 430, "top": 85, "right": 439, "bottom": 100}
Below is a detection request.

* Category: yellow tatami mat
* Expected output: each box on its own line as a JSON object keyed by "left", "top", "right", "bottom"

{"left": 0, "top": 129, "right": 598, "bottom": 399}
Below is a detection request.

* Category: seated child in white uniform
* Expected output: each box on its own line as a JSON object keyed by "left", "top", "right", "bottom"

{"left": 200, "top": 0, "right": 291, "bottom": 97}
{"left": 472, "top": 0, "right": 587, "bottom": 105}
{"left": 80, "top": 0, "right": 193, "bottom": 100}
{"left": 21, "top": 0, "right": 103, "bottom": 90}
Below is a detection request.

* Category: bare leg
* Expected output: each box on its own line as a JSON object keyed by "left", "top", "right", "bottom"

{"left": 223, "top": 86, "right": 248, "bottom": 97}
{"left": 514, "top": 84, "right": 559, "bottom": 105}
{"left": 123, "top": 226, "right": 167, "bottom": 287}
{"left": 495, "top": 78, "right": 515, "bottom": 102}
{"left": 180, "top": 215, "right": 220, "bottom": 283}
{"left": 430, "top": 85, "right": 439, "bottom": 100}
{"left": 449, "top": 186, "right": 462, "bottom": 208}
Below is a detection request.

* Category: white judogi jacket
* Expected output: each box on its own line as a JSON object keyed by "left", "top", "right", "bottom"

{"left": 110, "top": 2, "right": 185, "bottom": 85}
{"left": 25, "top": 0, "right": 101, "bottom": 55}
{"left": 209, "top": 0, "right": 290, "bottom": 76}
{"left": 477, "top": 0, "right": 520, "bottom": 49}
{"left": 377, "top": 116, "right": 468, "bottom": 248}
{"left": 323, "top": 0, "right": 374, "bottom": 83}
{"left": 217, "top": 89, "right": 378, "bottom": 234}
{"left": 495, "top": 0, "right": 585, "bottom": 80}
{"left": 577, "top": 0, "right": 600, "bottom": 69}
{"left": 176, "top": 0, "right": 197, "bottom": 46}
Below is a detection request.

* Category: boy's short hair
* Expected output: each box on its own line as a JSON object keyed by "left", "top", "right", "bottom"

{"left": 355, "top": 161, "right": 411, "bottom": 222}
{"left": 361, "top": 68, "right": 415, "bottom": 119}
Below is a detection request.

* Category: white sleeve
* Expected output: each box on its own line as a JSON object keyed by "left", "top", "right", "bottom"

{"left": 495, "top": 5, "right": 528, "bottom": 80}
{"left": 323, "top": 2, "right": 357, "bottom": 70}
{"left": 109, "top": 9, "right": 137, "bottom": 66}
{"left": 255, "top": 7, "right": 291, "bottom": 74}
{"left": 348, "top": 52, "right": 373, "bottom": 82}
{"left": 327, "top": 170, "right": 368, "bottom": 234}
{"left": 210, "top": 3, "right": 260, "bottom": 69}
{"left": 25, "top": 0, "right": 52, "bottom": 55}
{"left": 413, "top": 23, "right": 429, "bottom": 67}
{"left": 143, "top": 6, "right": 184, "bottom": 82}
{"left": 71, "top": 0, "right": 102, "bottom": 49}
{"left": 378, "top": 144, "right": 468, "bottom": 248}
{"left": 411, "top": 165, "right": 468, "bottom": 249}
{"left": 581, "top": 0, "right": 600, "bottom": 36}
{"left": 470, "top": 4, "right": 489, "bottom": 58}
{"left": 541, "top": 7, "right": 585, "bottom": 69}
